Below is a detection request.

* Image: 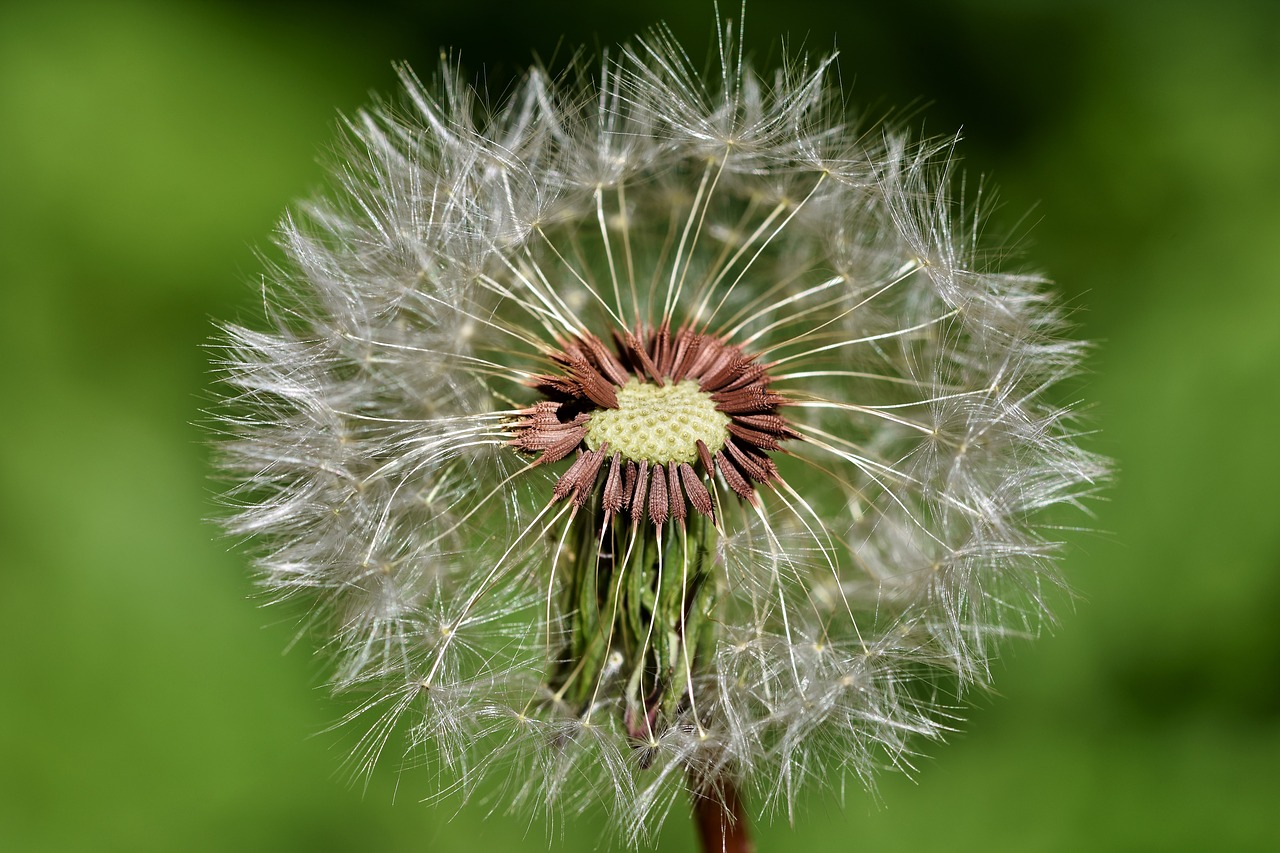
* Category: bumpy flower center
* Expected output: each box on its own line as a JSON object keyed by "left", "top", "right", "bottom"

{"left": 509, "top": 324, "right": 796, "bottom": 525}
{"left": 585, "top": 379, "right": 730, "bottom": 465}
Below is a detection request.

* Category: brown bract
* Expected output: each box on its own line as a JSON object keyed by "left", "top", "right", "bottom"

{"left": 510, "top": 323, "right": 799, "bottom": 526}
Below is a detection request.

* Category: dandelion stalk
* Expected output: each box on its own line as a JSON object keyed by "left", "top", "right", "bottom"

{"left": 214, "top": 12, "right": 1106, "bottom": 848}
{"left": 693, "top": 777, "right": 753, "bottom": 853}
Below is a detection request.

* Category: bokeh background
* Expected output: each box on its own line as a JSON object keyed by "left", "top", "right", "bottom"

{"left": 2, "top": 0, "right": 1277, "bottom": 850}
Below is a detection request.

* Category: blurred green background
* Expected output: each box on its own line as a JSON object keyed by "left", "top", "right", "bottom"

{"left": 2, "top": 0, "right": 1277, "bottom": 850}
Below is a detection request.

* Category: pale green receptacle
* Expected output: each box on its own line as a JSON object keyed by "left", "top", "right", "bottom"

{"left": 585, "top": 379, "right": 730, "bottom": 465}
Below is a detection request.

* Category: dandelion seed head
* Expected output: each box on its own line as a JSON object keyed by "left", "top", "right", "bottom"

{"left": 213, "top": 15, "right": 1107, "bottom": 845}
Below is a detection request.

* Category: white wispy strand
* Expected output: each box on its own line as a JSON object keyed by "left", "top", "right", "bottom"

{"left": 213, "top": 19, "right": 1107, "bottom": 845}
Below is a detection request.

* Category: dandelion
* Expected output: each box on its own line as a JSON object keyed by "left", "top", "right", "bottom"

{"left": 215, "top": 17, "right": 1106, "bottom": 851}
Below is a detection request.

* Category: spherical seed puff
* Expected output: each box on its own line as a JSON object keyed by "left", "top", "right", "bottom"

{"left": 214, "top": 20, "right": 1107, "bottom": 845}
